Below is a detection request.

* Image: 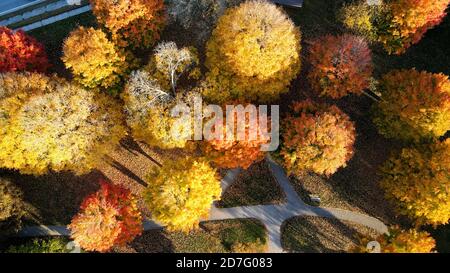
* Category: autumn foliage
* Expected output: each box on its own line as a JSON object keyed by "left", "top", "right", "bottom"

{"left": 354, "top": 226, "right": 436, "bottom": 253}
{"left": 0, "top": 27, "right": 49, "bottom": 73}
{"left": 307, "top": 34, "right": 373, "bottom": 99}
{"left": 202, "top": 104, "right": 270, "bottom": 169}
{"left": 373, "top": 69, "right": 450, "bottom": 142}
{"left": 69, "top": 181, "right": 143, "bottom": 252}
{"left": 90, "top": 0, "right": 165, "bottom": 49}
{"left": 144, "top": 157, "right": 221, "bottom": 232}
{"left": 0, "top": 72, "right": 126, "bottom": 175}
{"left": 380, "top": 140, "right": 450, "bottom": 226}
{"left": 279, "top": 100, "right": 356, "bottom": 176}
{"left": 0, "top": 178, "right": 26, "bottom": 237}
{"left": 203, "top": 0, "right": 301, "bottom": 103}
{"left": 377, "top": 0, "right": 450, "bottom": 54}
{"left": 62, "top": 27, "right": 129, "bottom": 93}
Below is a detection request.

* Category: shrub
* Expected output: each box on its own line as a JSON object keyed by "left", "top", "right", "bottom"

{"left": 6, "top": 238, "right": 70, "bottom": 253}
{"left": 354, "top": 226, "right": 436, "bottom": 253}
{"left": 279, "top": 100, "right": 356, "bottom": 176}
{"left": 0, "top": 72, "right": 126, "bottom": 175}
{"left": 122, "top": 71, "right": 196, "bottom": 149}
{"left": 380, "top": 140, "right": 450, "bottom": 226}
{"left": 144, "top": 157, "right": 221, "bottom": 232}
{"left": 62, "top": 27, "right": 129, "bottom": 93}
{"left": 376, "top": 0, "right": 450, "bottom": 54}
{"left": 146, "top": 41, "right": 201, "bottom": 93}
{"left": 204, "top": 0, "right": 301, "bottom": 103}
{"left": 307, "top": 34, "right": 373, "bottom": 99}
{"left": 69, "top": 181, "right": 143, "bottom": 252}
{"left": 90, "top": 0, "right": 165, "bottom": 49}
{"left": 0, "top": 27, "right": 49, "bottom": 73}
{"left": 0, "top": 178, "right": 26, "bottom": 238}
{"left": 201, "top": 103, "right": 270, "bottom": 169}
{"left": 372, "top": 69, "right": 450, "bottom": 142}
{"left": 166, "top": 0, "right": 244, "bottom": 44}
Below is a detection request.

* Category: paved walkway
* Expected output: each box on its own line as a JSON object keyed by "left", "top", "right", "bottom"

{"left": 17, "top": 155, "right": 387, "bottom": 253}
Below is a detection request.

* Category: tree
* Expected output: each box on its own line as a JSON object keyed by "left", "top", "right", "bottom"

{"left": 372, "top": 69, "right": 450, "bottom": 142}
{"left": 203, "top": 0, "right": 301, "bottom": 103}
{"left": 62, "top": 27, "right": 129, "bottom": 93}
{"left": 146, "top": 41, "right": 201, "bottom": 94}
{"left": 69, "top": 181, "right": 143, "bottom": 252}
{"left": 279, "top": 100, "right": 356, "bottom": 176}
{"left": 353, "top": 226, "right": 436, "bottom": 253}
{"left": 143, "top": 157, "right": 221, "bottom": 232}
{"left": 0, "top": 178, "right": 26, "bottom": 239}
{"left": 166, "top": 0, "right": 244, "bottom": 44}
{"left": 122, "top": 70, "right": 196, "bottom": 149}
{"left": 376, "top": 0, "right": 450, "bottom": 54}
{"left": 307, "top": 34, "right": 373, "bottom": 99}
{"left": 0, "top": 72, "right": 126, "bottom": 175}
{"left": 201, "top": 103, "right": 270, "bottom": 169}
{"left": 90, "top": 0, "right": 165, "bottom": 49}
{"left": 339, "top": 0, "right": 450, "bottom": 54}
{"left": 380, "top": 139, "right": 450, "bottom": 226}
{"left": 0, "top": 27, "right": 49, "bottom": 73}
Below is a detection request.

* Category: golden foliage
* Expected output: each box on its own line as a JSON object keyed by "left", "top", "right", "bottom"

{"left": 373, "top": 69, "right": 450, "bottom": 142}
{"left": 69, "top": 181, "right": 143, "bottom": 252}
{"left": 144, "top": 157, "right": 221, "bottom": 232}
{"left": 62, "top": 27, "right": 128, "bottom": 93}
{"left": 280, "top": 100, "right": 356, "bottom": 176}
{"left": 203, "top": 0, "right": 301, "bottom": 103}
{"left": 90, "top": 0, "right": 165, "bottom": 49}
{"left": 0, "top": 178, "right": 26, "bottom": 236}
{"left": 338, "top": 1, "right": 378, "bottom": 40}
{"left": 307, "top": 34, "right": 373, "bottom": 99}
{"left": 380, "top": 140, "right": 450, "bottom": 226}
{"left": 0, "top": 72, "right": 126, "bottom": 175}
{"left": 354, "top": 226, "right": 436, "bottom": 253}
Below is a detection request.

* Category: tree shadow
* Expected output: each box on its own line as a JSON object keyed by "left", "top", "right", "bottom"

{"left": 106, "top": 157, "right": 148, "bottom": 187}
{"left": 0, "top": 169, "right": 103, "bottom": 226}
{"left": 119, "top": 137, "right": 162, "bottom": 167}
{"left": 125, "top": 229, "right": 175, "bottom": 253}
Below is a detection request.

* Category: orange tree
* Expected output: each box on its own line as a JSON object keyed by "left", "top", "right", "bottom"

{"left": 307, "top": 34, "right": 373, "bottom": 99}
{"left": 0, "top": 27, "right": 49, "bottom": 73}
{"left": 380, "top": 139, "right": 450, "bottom": 226}
{"left": 62, "top": 27, "right": 129, "bottom": 94}
{"left": 372, "top": 69, "right": 450, "bottom": 143}
{"left": 203, "top": 0, "right": 301, "bottom": 103}
{"left": 353, "top": 226, "right": 436, "bottom": 253}
{"left": 201, "top": 103, "right": 270, "bottom": 169}
{"left": 90, "top": 0, "right": 165, "bottom": 49}
{"left": 375, "top": 0, "right": 449, "bottom": 54}
{"left": 69, "top": 181, "right": 142, "bottom": 252}
{"left": 143, "top": 156, "right": 221, "bottom": 232}
{"left": 0, "top": 72, "right": 126, "bottom": 175}
{"left": 279, "top": 100, "right": 356, "bottom": 177}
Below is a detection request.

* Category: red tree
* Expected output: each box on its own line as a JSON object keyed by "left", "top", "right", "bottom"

{"left": 0, "top": 27, "right": 49, "bottom": 73}
{"left": 69, "top": 181, "right": 142, "bottom": 252}
{"left": 307, "top": 34, "right": 373, "bottom": 99}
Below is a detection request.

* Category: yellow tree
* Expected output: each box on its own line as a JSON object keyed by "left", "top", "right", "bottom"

{"left": 90, "top": 0, "right": 165, "bottom": 49}
{"left": 373, "top": 69, "right": 450, "bottom": 143}
{"left": 353, "top": 226, "right": 436, "bottom": 253}
{"left": 62, "top": 27, "right": 129, "bottom": 93}
{"left": 380, "top": 139, "right": 450, "bottom": 226}
{"left": 203, "top": 0, "right": 301, "bottom": 103}
{"left": 143, "top": 157, "right": 221, "bottom": 232}
{"left": 0, "top": 72, "right": 126, "bottom": 175}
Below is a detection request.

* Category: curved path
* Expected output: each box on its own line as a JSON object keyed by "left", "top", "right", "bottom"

{"left": 17, "top": 156, "right": 387, "bottom": 253}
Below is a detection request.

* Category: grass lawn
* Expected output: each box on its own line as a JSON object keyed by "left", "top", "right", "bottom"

{"left": 216, "top": 159, "right": 285, "bottom": 208}
{"left": 114, "top": 219, "right": 267, "bottom": 253}
{"left": 281, "top": 216, "right": 380, "bottom": 253}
